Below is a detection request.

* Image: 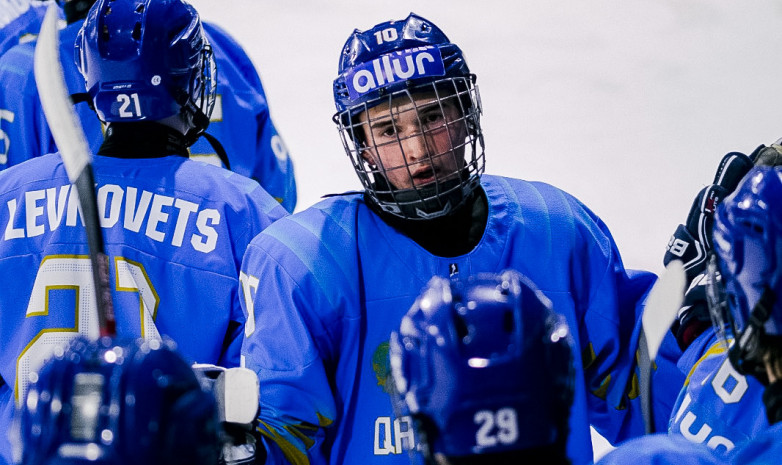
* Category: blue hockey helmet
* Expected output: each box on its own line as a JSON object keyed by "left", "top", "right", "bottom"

{"left": 333, "top": 13, "right": 485, "bottom": 220}
{"left": 389, "top": 270, "right": 575, "bottom": 462}
{"left": 74, "top": 0, "right": 216, "bottom": 144}
{"left": 707, "top": 166, "right": 782, "bottom": 384}
{"left": 14, "top": 337, "right": 220, "bottom": 465}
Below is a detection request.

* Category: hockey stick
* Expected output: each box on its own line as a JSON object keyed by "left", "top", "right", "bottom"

{"left": 638, "top": 260, "right": 686, "bottom": 434}
{"left": 34, "top": 5, "right": 116, "bottom": 338}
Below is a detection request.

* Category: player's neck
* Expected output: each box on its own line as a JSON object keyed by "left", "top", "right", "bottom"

{"left": 97, "top": 122, "right": 190, "bottom": 159}
{"left": 372, "top": 186, "right": 488, "bottom": 257}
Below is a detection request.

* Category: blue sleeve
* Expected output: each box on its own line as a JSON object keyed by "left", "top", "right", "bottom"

{"left": 254, "top": 109, "right": 296, "bottom": 212}
{"left": 0, "top": 3, "right": 49, "bottom": 57}
{"left": 0, "top": 42, "right": 53, "bottom": 169}
{"left": 202, "top": 22, "right": 267, "bottom": 94}
{"left": 556, "top": 191, "right": 683, "bottom": 444}
{"left": 220, "top": 172, "right": 289, "bottom": 368}
{"left": 0, "top": 21, "right": 103, "bottom": 171}
{"left": 239, "top": 200, "right": 360, "bottom": 465}
{"left": 240, "top": 225, "right": 343, "bottom": 465}
{"left": 668, "top": 329, "right": 769, "bottom": 455}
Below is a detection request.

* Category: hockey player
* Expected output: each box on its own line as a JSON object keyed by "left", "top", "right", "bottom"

{"left": 707, "top": 165, "right": 782, "bottom": 463}
{"left": 0, "top": 0, "right": 297, "bottom": 212}
{"left": 0, "top": 0, "right": 287, "bottom": 463}
{"left": 13, "top": 337, "right": 222, "bottom": 465}
{"left": 663, "top": 144, "right": 782, "bottom": 455}
{"left": 0, "top": 0, "right": 51, "bottom": 57}
{"left": 238, "top": 13, "right": 683, "bottom": 465}
{"left": 388, "top": 271, "right": 575, "bottom": 465}
{"left": 599, "top": 164, "right": 782, "bottom": 465}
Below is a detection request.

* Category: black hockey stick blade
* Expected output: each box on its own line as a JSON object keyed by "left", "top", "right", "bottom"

{"left": 638, "top": 260, "right": 686, "bottom": 434}
{"left": 34, "top": 5, "right": 116, "bottom": 338}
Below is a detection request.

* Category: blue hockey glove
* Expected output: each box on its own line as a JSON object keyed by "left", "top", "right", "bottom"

{"left": 663, "top": 151, "right": 754, "bottom": 282}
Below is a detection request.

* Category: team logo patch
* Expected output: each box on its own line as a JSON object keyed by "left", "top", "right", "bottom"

{"left": 372, "top": 342, "right": 393, "bottom": 394}
{"left": 346, "top": 46, "right": 445, "bottom": 101}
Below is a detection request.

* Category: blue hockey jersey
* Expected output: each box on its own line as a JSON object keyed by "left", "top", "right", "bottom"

{"left": 239, "top": 175, "right": 684, "bottom": 465}
{"left": 727, "top": 421, "right": 782, "bottom": 464}
{"left": 0, "top": 18, "right": 297, "bottom": 212}
{"left": 595, "top": 433, "right": 725, "bottom": 465}
{"left": 0, "top": 152, "right": 287, "bottom": 465}
{"left": 668, "top": 328, "right": 769, "bottom": 456}
{"left": 0, "top": 0, "right": 50, "bottom": 57}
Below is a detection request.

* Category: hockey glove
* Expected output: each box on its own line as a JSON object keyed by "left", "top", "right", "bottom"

{"left": 663, "top": 151, "right": 753, "bottom": 282}
{"left": 752, "top": 143, "right": 782, "bottom": 167}
{"left": 670, "top": 270, "right": 712, "bottom": 351}
{"left": 192, "top": 364, "right": 266, "bottom": 465}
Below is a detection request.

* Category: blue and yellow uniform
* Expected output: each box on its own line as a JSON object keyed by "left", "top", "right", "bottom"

{"left": 239, "top": 175, "right": 684, "bottom": 465}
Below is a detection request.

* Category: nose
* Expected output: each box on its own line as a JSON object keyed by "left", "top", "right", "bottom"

{"left": 402, "top": 132, "right": 430, "bottom": 163}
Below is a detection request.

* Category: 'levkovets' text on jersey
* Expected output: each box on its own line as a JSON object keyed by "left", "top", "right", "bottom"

{"left": 0, "top": 152, "right": 287, "bottom": 465}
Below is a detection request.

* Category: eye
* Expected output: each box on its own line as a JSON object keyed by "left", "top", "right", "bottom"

{"left": 380, "top": 126, "right": 397, "bottom": 138}
{"left": 421, "top": 111, "right": 444, "bottom": 127}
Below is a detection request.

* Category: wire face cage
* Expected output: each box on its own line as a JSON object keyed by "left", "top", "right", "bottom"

{"left": 335, "top": 76, "right": 485, "bottom": 220}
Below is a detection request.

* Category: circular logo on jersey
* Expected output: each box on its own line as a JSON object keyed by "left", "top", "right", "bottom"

{"left": 372, "top": 342, "right": 393, "bottom": 394}
{"left": 151, "top": 75, "right": 162, "bottom": 86}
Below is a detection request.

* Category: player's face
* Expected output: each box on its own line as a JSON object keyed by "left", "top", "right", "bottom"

{"left": 358, "top": 91, "right": 468, "bottom": 190}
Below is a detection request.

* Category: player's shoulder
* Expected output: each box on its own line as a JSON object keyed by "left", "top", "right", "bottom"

{"left": 201, "top": 21, "right": 261, "bottom": 84}
{"left": 0, "top": 0, "right": 44, "bottom": 55}
{"left": 483, "top": 174, "right": 589, "bottom": 219}
{"left": 202, "top": 22, "right": 256, "bottom": 68}
{"left": 678, "top": 328, "right": 725, "bottom": 379}
{"left": 251, "top": 193, "right": 364, "bottom": 246}
{"left": 0, "top": 37, "right": 35, "bottom": 74}
{"left": 174, "top": 158, "right": 285, "bottom": 213}
{"left": 202, "top": 22, "right": 244, "bottom": 55}
{"left": 0, "top": 152, "right": 66, "bottom": 189}
{"left": 484, "top": 174, "right": 579, "bottom": 201}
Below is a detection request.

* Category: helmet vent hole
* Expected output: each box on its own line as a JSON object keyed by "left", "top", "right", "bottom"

{"left": 132, "top": 22, "right": 142, "bottom": 41}
{"left": 503, "top": 311, "right": 514, "bottom": 334}
{"left": 135, "top": 3, "right": 144, "bottom": 13}
{"left": 101, "top": 24, "right": 109, "bottom": 42}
